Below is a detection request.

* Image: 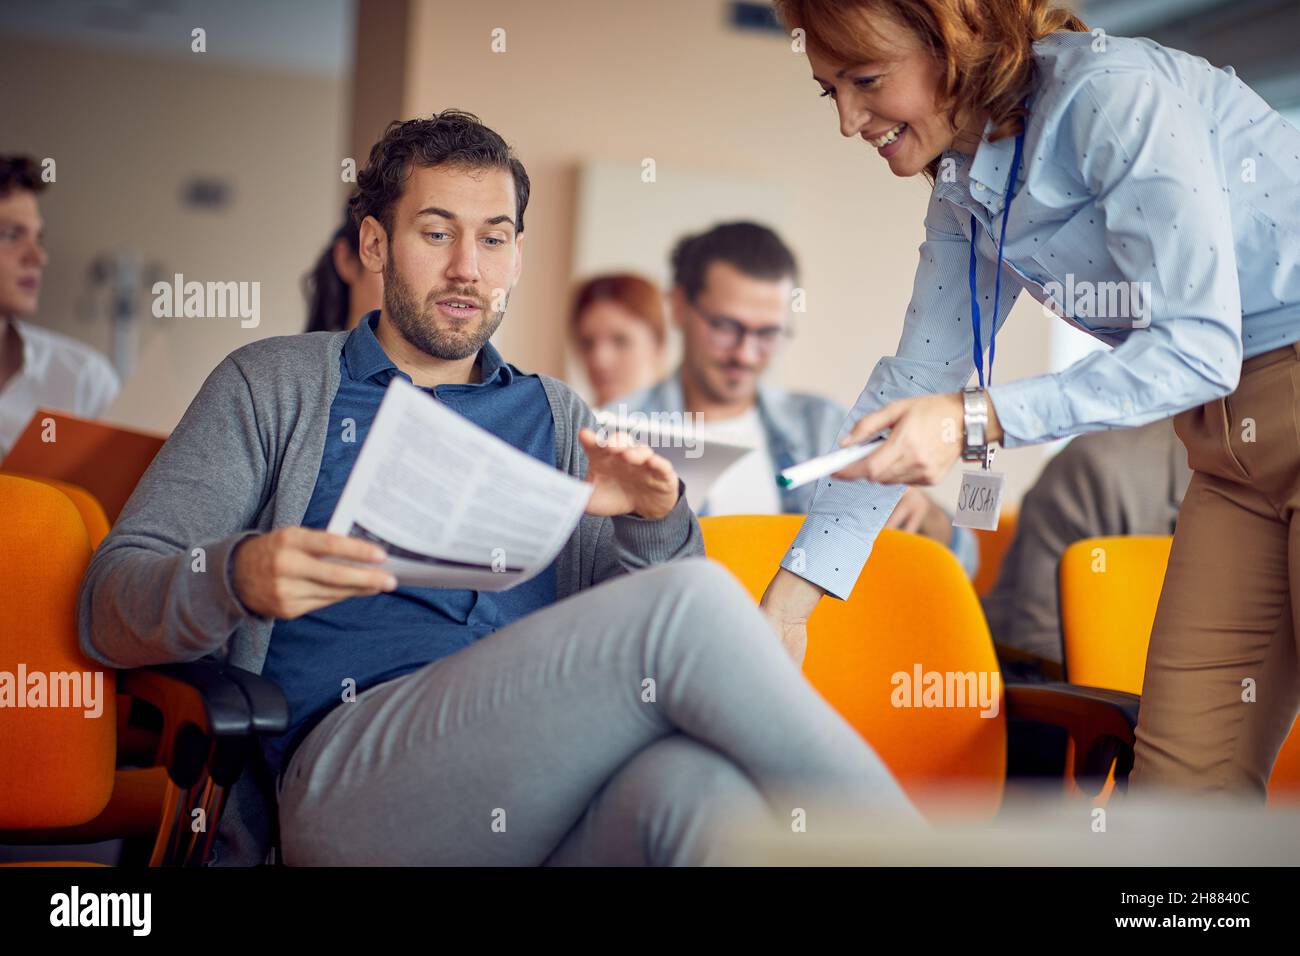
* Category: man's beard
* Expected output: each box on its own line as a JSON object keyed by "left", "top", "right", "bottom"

{"left": 695, "top": 358, "right": 758, "bottom": 405}
{"left": 383, "top": 257, "right": 507, "bottom": 361}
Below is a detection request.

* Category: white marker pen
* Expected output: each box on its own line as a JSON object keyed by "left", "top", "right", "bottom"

{"left": 776, "top": 437, "right": 887, "bottom": 490}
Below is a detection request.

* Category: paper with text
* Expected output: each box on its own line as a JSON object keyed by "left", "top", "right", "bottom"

{"left": 592, "top": 408, "right": 753, "bottom": 511}
{"left": 327, "top": 377, "right": 594, "bottom": 590}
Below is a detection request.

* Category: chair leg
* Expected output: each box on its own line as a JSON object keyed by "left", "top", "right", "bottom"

{"left": 148, "top": 780, "right": 183, "bottom": 866}
{"left": 182, "top": 776, "right": 228, "bottom": 867}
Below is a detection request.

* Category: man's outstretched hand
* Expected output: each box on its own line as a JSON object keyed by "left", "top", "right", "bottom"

{"left": 578, "top": 426, "right": 680, "bottom": 520}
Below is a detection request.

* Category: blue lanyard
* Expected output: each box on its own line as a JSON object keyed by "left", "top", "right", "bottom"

{"left": 968, "top": 128, "right": 1024, "bottom": 390}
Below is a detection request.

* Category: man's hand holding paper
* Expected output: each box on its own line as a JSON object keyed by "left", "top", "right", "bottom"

{"left": 231, "top": 527, "right": 397, "bottom": 621}
{"left": 323, "top": 378, "right": 604, "bottom": 592}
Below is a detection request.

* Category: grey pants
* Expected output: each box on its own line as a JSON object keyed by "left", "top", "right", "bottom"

{"left": 277, "top": 557, "right": 918, "bottom": 865}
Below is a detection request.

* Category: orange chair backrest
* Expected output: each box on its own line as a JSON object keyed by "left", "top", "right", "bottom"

{"left": 0, "top": 475, "right": 117, "bottom": 829}
{"left": 701, "top": 515, "right": 1005, "bottom": 818}
{"left": 1060, "top": 534, "right": 1300, "bottom": 801}
{"left": 0, "top": 409, "right": 165, "bottom": 523}
{"left": 972, "top": 508, "right": 1018, "bottom": 597}
{"left": 1060, "top": 536, "right": 1171, "bottom": 694}
{"left": 1, "top": 471, "right": 110, "bottom": 549}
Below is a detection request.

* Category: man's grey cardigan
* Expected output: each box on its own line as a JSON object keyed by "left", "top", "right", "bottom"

{"left": 76, "top": 329, "right": 704, "bottom": 866}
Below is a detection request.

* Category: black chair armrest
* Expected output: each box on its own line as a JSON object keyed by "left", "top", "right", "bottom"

{"left": 214, "top": 664, "right": 290, "bottom": 737}
{"left": 1005, "top": 682, "right": 1140, "bottom": 793}
{"left": 118, "top": 662, "right": 252, "bottom": 789}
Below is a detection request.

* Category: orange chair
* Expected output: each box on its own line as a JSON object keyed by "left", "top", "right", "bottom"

{"left": 700, "top": 515, "right": 1140, "bottom": 819}
{"left": 972, "top": 507, "right": 1018, "bottom": 598}
{"left": 0, "top": 409, "right": 165, "bottom": 523}
{"left": 0, "top": 471, "right": 111, "bottom": 548}
{"left": 0, "top": 474, "right": 285, "bottom": 866}
{"left": 0, "top": 471, "right": 152, "bottom": 763}
{"left": 0, "top": 475, "right": 117, "bottom": 840}
{"left": 1059, "top": 535, "right": 1300, "bottom": 803}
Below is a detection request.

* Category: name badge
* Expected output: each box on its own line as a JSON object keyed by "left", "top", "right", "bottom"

{"left": 953, "top": 469, "right": 1005, "bottom": 531}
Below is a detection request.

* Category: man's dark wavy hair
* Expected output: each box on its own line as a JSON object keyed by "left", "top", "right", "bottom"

{"left": 0, "top": 155, "right": 47, "bottom": 198}
{"left": 670, "top": 221, "right": 798, "bottom": 303}
{"left": 349, "top": 110, "right": 530, "bottom": 238}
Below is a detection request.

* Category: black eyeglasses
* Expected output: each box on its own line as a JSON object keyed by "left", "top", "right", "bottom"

{"left": 688, "top": 300, "right": 793, "bottom": 354}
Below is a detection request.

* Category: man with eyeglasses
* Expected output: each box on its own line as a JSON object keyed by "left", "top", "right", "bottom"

{"left": 610, "top": 221, "right": 977, "bottom": 576}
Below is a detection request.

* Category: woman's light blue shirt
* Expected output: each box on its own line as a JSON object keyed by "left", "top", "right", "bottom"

{"left": 785, "top": 30, "right": 1300, "bottom": 600}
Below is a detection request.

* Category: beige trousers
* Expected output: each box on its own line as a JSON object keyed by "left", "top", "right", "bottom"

{"left": 1132, "top": 341, "right": 1300, "bottom": 798}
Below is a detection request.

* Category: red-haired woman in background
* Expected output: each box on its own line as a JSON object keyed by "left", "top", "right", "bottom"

{"left": 569, "top": 273, "right": 666, "bottom": 407}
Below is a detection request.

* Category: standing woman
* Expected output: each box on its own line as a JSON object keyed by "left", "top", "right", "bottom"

{"left": 761, "top": 0, "right": 1300, "bottom": 798}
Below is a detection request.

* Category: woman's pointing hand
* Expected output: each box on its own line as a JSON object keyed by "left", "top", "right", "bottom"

{"left": 830, "top": 391, "right": 974, "bottom": 486}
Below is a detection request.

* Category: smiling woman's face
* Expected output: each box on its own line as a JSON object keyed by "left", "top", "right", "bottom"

{"left": 805, "top": 15, "right": 966, "bottom": 177}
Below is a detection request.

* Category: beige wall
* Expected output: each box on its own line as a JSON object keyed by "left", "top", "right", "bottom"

{"left": 2, "top": 36, "right": 347, "bottom": 434}
{"left": 400, "top": 0, "right": 1055, "bottom": 503}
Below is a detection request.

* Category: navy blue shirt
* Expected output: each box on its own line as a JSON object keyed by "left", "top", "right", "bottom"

{"left": 260, "top": 312, "right": 557, "bottom": 777}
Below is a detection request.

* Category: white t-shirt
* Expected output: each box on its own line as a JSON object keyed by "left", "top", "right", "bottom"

{"left": 697, "top": 405, "right": 782, "bottom": 516}
{"left": 0, "top": 319, "right": 121, "bottom": 457}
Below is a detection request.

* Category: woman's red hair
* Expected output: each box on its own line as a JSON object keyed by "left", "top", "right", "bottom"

{"left": 569, "top": 273, "right": 667, "bottom": 346}
{"left": 775, "top": 0, "right": 1088, "bottom": 177}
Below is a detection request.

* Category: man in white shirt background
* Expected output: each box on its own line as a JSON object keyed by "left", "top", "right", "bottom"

{"left": 611, "top": 221, "right": 978, "bottom": 576}
{"left": 0, "top": 154, "right": 120, "bottom": 457}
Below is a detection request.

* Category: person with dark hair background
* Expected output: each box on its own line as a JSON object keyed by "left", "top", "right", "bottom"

{"left": 614, "top": 220, "right": 977, "bottom": 576}
{"left": 301, "top": 201, "right": 384, "bottom": 333}
{"left": 0, "top": 154, "right": 119, "bottom": 456}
